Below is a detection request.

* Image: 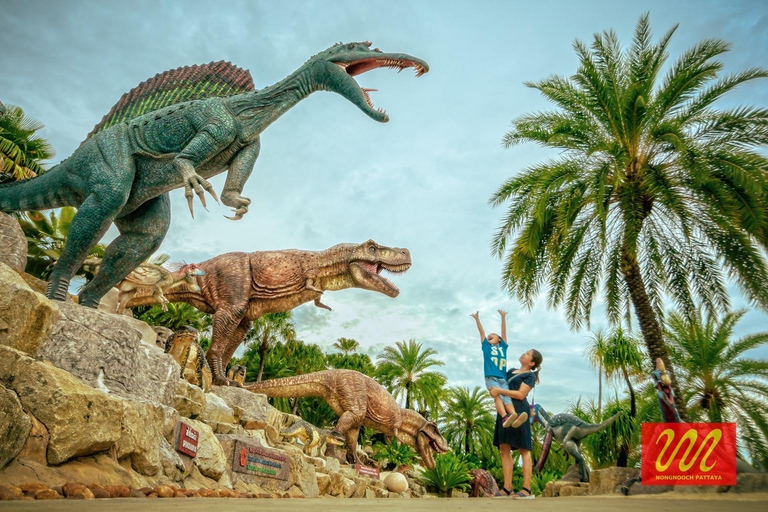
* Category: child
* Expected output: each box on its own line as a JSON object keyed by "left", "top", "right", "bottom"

{"left": 470, "top": 310, "right": 528, "bottom": 428}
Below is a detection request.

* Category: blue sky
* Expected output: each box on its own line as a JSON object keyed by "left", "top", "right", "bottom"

{"left": 3, "top": 0, "right": 768, "bottom": 413}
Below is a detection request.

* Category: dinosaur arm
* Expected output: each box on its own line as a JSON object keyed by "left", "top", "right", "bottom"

{"left": 221, "top": 138, "right": 260, "bottom": 220}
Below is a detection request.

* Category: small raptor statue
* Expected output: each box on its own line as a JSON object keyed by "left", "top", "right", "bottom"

{"left": 227, "top": 364, "right": 247, "bottom": 386}
{"left": 280, "top": 418, "right": 345, "bottom": 456}
{"left": 0, "top": 42, "right": 428, "bottom": 307}
{"left": 125, "top": 240, "right": 411, "bottom": 385}
{"left": 165, "top": 325, "right": 213, "bottom": 392}
{"left": 532, "top": 404, "right": 622, "bottom": 482}
{"left": 246, "top": 369, "right": 450, "bottom": 469}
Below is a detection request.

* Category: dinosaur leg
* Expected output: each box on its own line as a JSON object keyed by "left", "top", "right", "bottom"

{"left": 47, "top": 171, "right": 135, "bottom": 302}
{"left": 342, "top": 426, "right": 362, "bottom": 464}
{"left": 563, "top": 439, "right": 589, "bottom": 482}
{"left": 78, "top": 193, "right": 170, "bottom": 308}
{"left": 207, "top": 306, "right": 248, "bottom": 386}
{"left": 217, "top": 317, "right": 252, "bottom": 387}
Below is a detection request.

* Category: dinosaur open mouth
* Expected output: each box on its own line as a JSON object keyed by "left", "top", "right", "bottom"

{"left": 351, "top": 260, "right": 411, "bottom": 296}
{"left": 335, "top": 57, "right": 428, "bottom": 120}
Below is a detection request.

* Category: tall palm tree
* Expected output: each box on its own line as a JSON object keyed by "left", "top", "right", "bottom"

{"left": 333, "top": 337, "right": 360, "bottom": 355}
{"left": 0, "top": 103, "right": 54, "bottom": 183}
{"left": 440, "top": 386, "right": 494, "bottom": 456}
{"left": 665, "top": 308, "right": 768, "bottom": 469}
{"left": 584, "top": 330, "right": 610, "bottom": 416}
{"left": 376, "top": 339, "right": 447, "bottom": 414}
{"left": 249, "top": 312, "right": 296, "bottom": 381}
{"left": 491, "top": 14, "right": 768, "bottom": 420}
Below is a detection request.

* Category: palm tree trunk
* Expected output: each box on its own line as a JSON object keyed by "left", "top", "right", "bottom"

{"left": 465, "top": 425, "right": 471, "bottom": 455}
{"left": 257, "top": 332, "right": 269, "bottom": 381}
{"left": 621, "top": 248, "right": 689, "bottom": 421}
{"left": 405, "top": 381, "right": 411, "bottom": 410}
{"left": 598, "top": 363, "right": 603, "bottom": 418}
{"left": 617, "top": 365, "right": 637, "bottom": 467}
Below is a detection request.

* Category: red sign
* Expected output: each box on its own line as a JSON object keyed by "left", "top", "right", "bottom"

{"left": 355, "top": 463, "right": 380, "bottom": 479}
{"left": 177, "top": 423, "right": 199, "bottom": 457}
{"left": 642, "top": 423, "right": 736, "bottom": 486}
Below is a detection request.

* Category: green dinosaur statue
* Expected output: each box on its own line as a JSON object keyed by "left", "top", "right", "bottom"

{"left": 0, "top": 42, "right": 428, "bottom": 307}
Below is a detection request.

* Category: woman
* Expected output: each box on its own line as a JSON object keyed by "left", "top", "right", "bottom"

{"left": 489, "top": 348, "right": 543, "bottom": 499}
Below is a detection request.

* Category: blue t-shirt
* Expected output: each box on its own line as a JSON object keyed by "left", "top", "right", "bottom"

{"left": 482, "top": 338, "right": 508, "bottom": 378}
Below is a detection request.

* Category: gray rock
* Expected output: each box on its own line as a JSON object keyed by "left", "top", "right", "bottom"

{"left": 0, "top": 212, "right": 26, "bottom": 272}
{"left": 731, "top": 473, "right": 768, "bottom": 493}
{"left": 38, "top": 302, "right": 179, "bottom": 406}
{"left": 0, "top": 383, "right": 31, "bottom": 469}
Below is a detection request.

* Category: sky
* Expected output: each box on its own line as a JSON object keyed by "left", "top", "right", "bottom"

{"left": 3, "top": 0, "right": 768, "bottom": 413}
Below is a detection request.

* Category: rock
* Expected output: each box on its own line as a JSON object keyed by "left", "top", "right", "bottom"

{"left": 352, "top": 477, "right": 368, "bottom": 498}
{"left": 626, "top": 482, "right": 673, "bottom": 495}
{"left": 324, "top": 456, "right": 341, "bottom": 473}
{"left": 365, "top": 488, "right": 376, "bottom": 499}
{"left": 0, "top": 383, "right": 32, "bottom": 469}
{"left": 161, "top": 405, "right": 180, "bottom": 442}
{"left": 91, "top": 488, "right": 111, "bottom": 498}
{"left": 285, "top": 485, "right": 306, "bottom": 498}
{"left": 136, "top": 487, "right": 154, "bottom": 496}
{"left": 560, "top": 485, "right": 589, "bottom": 496}
{"left": 549, "top": 480, "right": 589, "bottom": 497}
{"left": 561, "top": 464, "right": 582, "bottom": 482}
{"left": 51, "top": 486, "right": 64, "bottom": 496}
{"left": 316, "top": 472, "right": 330, "bottom": 495}
{"left": 116, "top": 398, "right": 168, "bottom": 475}
{"left": 732, "top": 472, "right": 768, "bottom": 493}
{"left": 175, "top": 380, "right": 206, "bottom": 418}
{"left": 17, "top": 410, "right": 49, "bottom": 465}
{"left": 201, "top": 392, "right": 236, "bottom": 424}
{"left": 184, "top": 419, "right": 226, "bottom": 481}
{"left": 589, "top": 466, "right": 640, "bottom": 495}
{"left": 385, "top": 472, "right": 409, "bottom": 493}
{"left": 34, "top": 488, "right": 62, "bottom": 500}
{"left": 38, "top": 302, "right": 179, "bottom": 406}
{"left": 0, "top": 345, "right": 124, "bottom": 464}
{"left": 18, "top": 481, "right": 49, "bottom": 495}
{"left": 153, "top": 326, "right": 174, "bottom": 349}
{"left": 159, "top": 437, "right": 189, "bottom": 480}
{"left": 0, "top": 485, "right": 23, "bottom": 500}
{"left": 388, "top": 491, "right": 401, "bottom": 498}
{"left": 130, "top": 490, "right": 146, "bottom": 498}
{"left": 155, "top": 485, "right": 174, "bottom": 498}
{"left": 104, "top": 485, "right": 131, "bottom": 498}
{"left": 211, "top": 386, "right": 283, "bottom": 432}
{"left": 63, "top": 482, "right": 94, "bottom": 499}
{"left": 0, "top": 262, "right": 60, "bottom": 356}
{"left": 174, "top": 490, "right": 187, "bottom": 497}
{"left": 0, "top": 212, "right": 26, "bottom": 272}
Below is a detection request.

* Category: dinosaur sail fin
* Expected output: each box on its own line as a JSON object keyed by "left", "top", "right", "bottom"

{"left": 85, "top": 61, "right": 255, "bottom": 140}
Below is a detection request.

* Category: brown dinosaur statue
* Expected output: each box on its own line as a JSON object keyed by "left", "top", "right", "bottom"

{"left": 227, "top": 364, "right": 247, "bottom": 386}
{"left": 245, "top": 369, "right": 449, "bottom": 468}
{"left": 125, "top": 240, "right": 411, "bottom": 385}
{"left": 165, "top": 325, "right": 213, "bottom": 392}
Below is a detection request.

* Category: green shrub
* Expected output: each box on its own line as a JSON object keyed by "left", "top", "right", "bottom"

{"left": 418, "top": 452, "right": 471, "bottom": 497}
{"left": 372, "top": 439, "right": 416, "bottom": 470}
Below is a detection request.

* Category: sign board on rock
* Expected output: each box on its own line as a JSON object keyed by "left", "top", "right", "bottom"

{"left": 232, "top": 441, "right": 291, "bottom": 481}
{"left": 355, "top": 463, "right": 380, "bottom": 479}
{"left": 177, "top": 422, "right": 199, "bottom": 457}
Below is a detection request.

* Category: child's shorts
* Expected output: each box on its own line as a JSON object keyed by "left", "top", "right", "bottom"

{"left": 485, "top": 375, "right": 513, "bottom": 406}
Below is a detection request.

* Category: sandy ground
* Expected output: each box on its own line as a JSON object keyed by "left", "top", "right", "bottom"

{"left": 2, "top": 493, "right": 767, "bottom": 512}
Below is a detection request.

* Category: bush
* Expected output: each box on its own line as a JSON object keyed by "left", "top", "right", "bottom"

{"left": 419, "top": 452, "right": 471, "bottom": 497}
{"left": 372, "top": 439, "right": 416, "bottom": 470}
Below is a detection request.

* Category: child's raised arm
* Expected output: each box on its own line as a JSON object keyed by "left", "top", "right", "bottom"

{"left": 470, "top": 311, "right": 486, "bottom": 341}
{"left": 498, "top": 310, "right": 507, "bottom": 342}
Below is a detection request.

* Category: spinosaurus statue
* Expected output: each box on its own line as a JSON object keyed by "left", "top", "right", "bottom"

{"left": 0, "top": 42, "right": 428, "bottom": 307}
{"left": 532, "top": 404, "right": 622, "bottom": 482}
{"left": 125, "top": 240, "right": 411, "bottom": 385}
{"left": 245, "top": 369, "right": 449, "bottom": 469}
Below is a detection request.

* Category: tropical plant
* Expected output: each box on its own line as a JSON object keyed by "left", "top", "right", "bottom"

{"left": 491, "top": 13, "right": 768, "bottom": 421}
{"left": 376, "top": 339, "right": 447, "bottom": 415}
{"left": 326, "top": 352, "right": 376, "bottom": 376}
{"left": 134, "top": 302, "right": 212, "bottom": 331}
{"left": 418, "top": 452, "right": 471, "bottom": 497}
{"left": 372, "top": 438, "right": 416, "bottom": 470}
{"left": 0, "top": 103, "right": 54, "bottom": 182}
{"left": 584, "top": 330, "right": 610, "bottom": 416}
{"left": 569, "top": 397, "right": 638, "bottom": 469}
{"left": 439, "top": 386, "right": 494, "bottom": 456}
{"left": 332, "top": 337, "right": 360, "bottom": 355}
{"left": 665, "top": 308, "right": 768, "bottom": 469}
{"left": 247, "top": 312, "right": 296, "bottom": 381}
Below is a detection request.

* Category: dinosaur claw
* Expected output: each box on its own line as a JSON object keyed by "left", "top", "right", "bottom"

{"left": 186, "top": 190, "right": 195, "bottom": 219}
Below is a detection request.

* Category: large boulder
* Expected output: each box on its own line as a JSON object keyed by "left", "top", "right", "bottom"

{"left": 0, "top": 262, "right": 60, "bottom": 356}
{"left": 0, "top": 345, "right": 124, "bottom": 464}
{"left": 174, "top": 380, "right": 206, "bottom": 418}
{"left": 38, "top": 302, "right": 179, "bottom": 406}
{"left": 202, "top": 392, "right": 237, "bottom": 425}
{"left": 115, "top": 399, "right": 169, "bottom": 476}
{"left": 589, "top": 466, "right": 640, "bottom": 495}
{"left": 184, "top": 419, "right": 227, "bottom": 481}
{"left": 211, "top": 386, "right": 283, "bottom": 435}
{"left": 0, "top": 383, "right": 31, "bottom": 469}
{"left": 0, "top": 212, "right": 26, "bottom": 272}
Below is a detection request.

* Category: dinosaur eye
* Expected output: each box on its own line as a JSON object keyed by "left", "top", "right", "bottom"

{"left": 347, "top": 43, "right": 355, "bottom": 50}
{"left": 369, "top": 246, "right": 376, "bottom": 253}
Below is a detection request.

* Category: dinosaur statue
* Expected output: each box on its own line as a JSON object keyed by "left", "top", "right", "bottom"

{"left": 227, "top": 364, "right": 247, "bottom": 386}
{"left": 281, "top": 418, "right": 345, "bottom": 456}
{"left": 469, "top": 468, "right": 499, "bottom": 498}
{"left": 165, "top": 325, "right": 212, "bottom": 392}
{"left": 125, "top": 240, "right": 411, "bottom": 385}
{"left": 532, "top": 404, "right": 622, "bottom": 482}
{"left": 652, "top": 357, "right": 681, "bottom": 423}
{"left": 84, "top": 258, "right": 205, "bottom": 313}
{"left": 245, "top": 369, "right": 449, "bottom": 469}
{"left": 0, "top": 42, "right": 428, "bottom": 307}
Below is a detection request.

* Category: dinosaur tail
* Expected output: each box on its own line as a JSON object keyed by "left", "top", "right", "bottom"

{"left": 535, "top": 429, "right": 553, "bottom": 473}
{"left": 245, "top": 372, "right": 330, "bottom": 398}
{"left": 578, "top": 411, "right": 623, "bottom": 437}
{"left": 0, "top": 163, "right": 73, "bottom": 212}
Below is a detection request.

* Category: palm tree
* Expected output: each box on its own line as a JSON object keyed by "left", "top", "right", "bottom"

{"left": 0, "top": 103, "right": 54, "bottom": 183}
{"left": 376, "top": 339, "right": 447, "bottom": 414}
{"left": 440, "top": 386, "right": 494, "bottom": 456}
{"left": 333, "top": 337, "right": 360, "bottom": 355}
{"left": 249, "top": 312, "right": 296, "bottom": 381}
{"left": 491, "top": 14, "right": 768, "bottom": 420}
{"left": 584, "top": 330, "right": 610, "bottom": 416}
{"left": 665, "top": 308, "right": 768, "bottom": 469}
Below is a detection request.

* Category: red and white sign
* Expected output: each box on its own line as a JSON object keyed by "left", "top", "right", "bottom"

{"left": 355, "top": 463, "right": 380, "bottom": 479}
{"left": 177, "top": 423, "right": 199, "bottom": 457}
{"left": 642, "top": 423, "right": 736, "bottom": 486}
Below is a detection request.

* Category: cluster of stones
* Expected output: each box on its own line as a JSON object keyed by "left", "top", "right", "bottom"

{"left": 0, "top": 482, "right": 265, "bottom": 501}
{"left": 0, "top": 214, "right": 428, "bottom": 500}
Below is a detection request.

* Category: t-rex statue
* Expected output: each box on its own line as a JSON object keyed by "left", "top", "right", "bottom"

{"left": 532, "top": 404, "right": 622, "bottom": 482}
{"left": 125, "top": 240, "right": 411, "bottom": 385}
{"left": 164, "top": 325, "right": 212, "bottom": 392}
{"left": 281, "top": 418, "right": 345, "bottom": 456}
{"left": 0, "top": 42, "right": 428, "bottom": 308}
{"left": 245, "top": 369, "right": 449, "bottom": 469}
